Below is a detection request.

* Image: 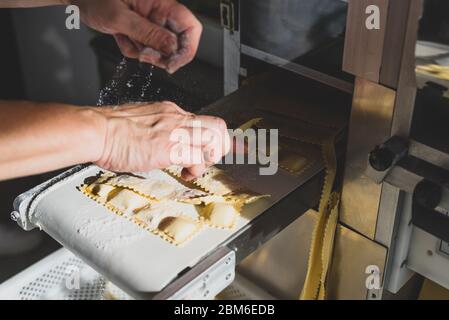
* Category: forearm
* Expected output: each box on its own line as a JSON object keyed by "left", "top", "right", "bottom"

{"left": 0, "top": 101, "right": 106, "bottom": 180}
{"left": 0, "top": 0, "right": 67, "bottom": 8}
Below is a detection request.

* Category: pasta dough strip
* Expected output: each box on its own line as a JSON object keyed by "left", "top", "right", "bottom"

{"left": 297, "top": 132, "right": 339, "bottom": 300}
{"left": 257, "top": 117, "right": 340, "bottom": 300}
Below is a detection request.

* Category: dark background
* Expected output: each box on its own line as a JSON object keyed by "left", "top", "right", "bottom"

{"left": 0, "top": 9, "right": 59, "bottom": 284}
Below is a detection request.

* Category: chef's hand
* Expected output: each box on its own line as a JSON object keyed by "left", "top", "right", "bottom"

{"left": 95, "top": 102, "right": 230, "bottom": 180}
{"left": 71, "top": 0, "right": 202, "bottom": 73}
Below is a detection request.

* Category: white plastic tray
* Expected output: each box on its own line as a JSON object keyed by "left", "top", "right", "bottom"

{"left": 0, "top": 248, "right": 131, "bottom": 300}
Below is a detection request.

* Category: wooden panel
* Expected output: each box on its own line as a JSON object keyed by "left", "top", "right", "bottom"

{"left": 379, "top": 0, "right": 413, "bottom": 88}
{"left": 343, "top": 0, "right": 389, "bottom": 82}
{"left": 390, "top": 0, "right": 422, "bottom": 138}
{"left": 340, "top": 78, "right": 396, "bottom": 239}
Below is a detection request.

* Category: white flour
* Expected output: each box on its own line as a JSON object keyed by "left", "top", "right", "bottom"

{"left": 75, "top": 211, "right": 147, "bottom": 252}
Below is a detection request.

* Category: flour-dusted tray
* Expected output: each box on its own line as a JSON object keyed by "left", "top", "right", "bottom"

{"left": 11, "top": 159, "right": 321, "bottom": 297}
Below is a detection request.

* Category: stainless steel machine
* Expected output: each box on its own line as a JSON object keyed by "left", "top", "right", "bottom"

{"left": 223, "top": 0, "right": 449, "bottom": 300}
{"left": 1, "top": 0, "right": 449, "bottom": 300}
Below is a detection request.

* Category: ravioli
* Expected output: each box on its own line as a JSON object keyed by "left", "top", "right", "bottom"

{"left": 133, "top": 200, "right": 199, "bottom": 229}
{"left": 106, "top": 188, "right": 151, "bottom": 217}
{"left": 278, "top": 150, "right": 309, "bottom": 175}
{"left": 85, "top": 183, "right": 116, "bottom": 202}
{"left": 165, "top": 165, "right": 268, "bottom": 206}
{"left": 81, "top": 182, "right": 201, "bottom": 245}
{"left": 104, "top": 173, "right": 208, "bottom": 204}
{"left": 158, "top": 216, "right": 201, "bottom": 244}
{"left": 198, "top": 202, "right": 239, "bottom": 229}
{"left": 79, "top": 168, "right": 268, "bottom": 246}
{"left": 165, "top": 165, "right": 237, "bottom": 196}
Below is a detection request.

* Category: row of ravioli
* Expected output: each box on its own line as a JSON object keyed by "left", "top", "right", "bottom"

{"left": 79, "top": 167, "right": 266, "bottom": 246}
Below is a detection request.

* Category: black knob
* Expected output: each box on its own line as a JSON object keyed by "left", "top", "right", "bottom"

{"left": 414, "top": 180, "right": 442, "bottom": 209}
{"left": 369, "top": 146, "right": 395, "bottom": 172}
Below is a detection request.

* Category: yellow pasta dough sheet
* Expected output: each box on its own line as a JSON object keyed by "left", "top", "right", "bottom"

{"left": 79, "top": 168, "right": 269, "bottom": 246}
{"left": 224, "top": 116, "right": 320, "bottom": 178}
{"left": 277, "top": 137, "right": 320, "bottom": 176}
{"left": 226, "top": 116, "right": 319, "bottom": 177}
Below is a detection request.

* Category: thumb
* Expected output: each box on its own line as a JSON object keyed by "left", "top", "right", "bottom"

{"left": 119, "top": 11, "right": 178, "bottom": 56}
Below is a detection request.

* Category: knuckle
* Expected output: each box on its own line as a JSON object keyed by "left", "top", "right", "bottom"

{"left": 196, "top": 20, "right": 203, "bottom": 33}
{"left": 143, "top": 28, "right": 171, "bottom": 49}
{"left": 161, "top": 101, "right": 179, "bottom": 110}
{"left": 139, "top": 25, "right": 158, "bottom": 45}
{"left": 181, "top": 113, "right": 194, "bottom": 125}
{"left": 213, "top": 117, "right": 227, "bottom": 131}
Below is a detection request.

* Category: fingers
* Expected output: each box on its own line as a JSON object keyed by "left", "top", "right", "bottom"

{"left": 122, "top": 107, "right": 229, "bottom": 168}
{"left": 181, "top": 165, "right": 206, "bottom": 181}
{"left": 231, "top": 136, "right": 249, "bottom": 155}
{"left": 165, "top": 4, "right": 203, "bottom": 73}
{"left": 185, "top": 115, "right": 231, "bottom": 157}
{"left": 113, "top": 2, "right": 201, "bottom": 73}
{"left": 114, "top": 34, "right": 140, "bottom": 59}
{"left": 118, "top": 10, "right": 178, "bottom": 56}
{"left": 165, "top": 31, "right": 200, "bottom": 74}
{"left": 168, "top": 116, "right": 230, "bottom": 170}
{"left": 139, "top": 47, "right": 166, "bottom": 69}
{"left": 114, "top": 30, "right": 168, "bottom": 69}
{"left": 171, "top": 126, "right": 224, "bottom": 165}
{"left": 168, "top": 143, "right": 206, "bottom": 169}
{"left": 100, "top": 100, "right": 229, "bottom": 178}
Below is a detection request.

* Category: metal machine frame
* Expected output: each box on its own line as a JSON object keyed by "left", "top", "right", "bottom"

{"left": 221, "top": 0, "right": 449, "bottom": 299}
